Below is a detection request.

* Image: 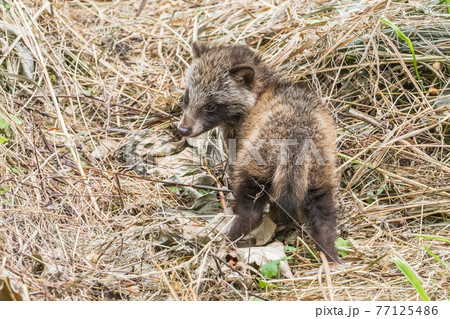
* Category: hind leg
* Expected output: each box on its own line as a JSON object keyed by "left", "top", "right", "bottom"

{"left": 227, "top": 177, "right": 269, "bottom": 241}
{"left": 304, "top": 187, "right": 341, "bottom": 263}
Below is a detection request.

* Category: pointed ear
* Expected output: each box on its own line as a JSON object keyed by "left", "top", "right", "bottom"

{"left": 230, "top": 66, "right": 255, "bottom": 87}
{"left": 192, "top": 42, "right": 209, "bottom": 58}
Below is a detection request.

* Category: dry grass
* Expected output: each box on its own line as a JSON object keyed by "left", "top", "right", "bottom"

{"left": 0, "top": 0, "right": 449, "bottom": 301}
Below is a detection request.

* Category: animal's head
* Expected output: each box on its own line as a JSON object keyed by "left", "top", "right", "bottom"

{"left": 178, "top": 42, "right": 261, "bottom": 137}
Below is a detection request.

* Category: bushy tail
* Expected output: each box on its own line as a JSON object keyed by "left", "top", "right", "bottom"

{"left": 271, "top": 163, "right": 309, "bottom": 225}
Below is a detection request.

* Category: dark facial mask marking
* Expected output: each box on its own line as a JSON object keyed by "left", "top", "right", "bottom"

{"left": 182, "top": 90, "right": 189, "bottom": 110}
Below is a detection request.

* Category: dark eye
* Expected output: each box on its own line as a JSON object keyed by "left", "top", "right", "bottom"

{"left": 182, "top": 90, "right": 189, "bottom": 110}
{"left": 204, "top": 103, "right": 217, "bottom": 112}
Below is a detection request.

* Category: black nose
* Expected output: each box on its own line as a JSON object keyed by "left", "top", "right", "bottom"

{"left": 178, "top": 126, "right": 191, "bottom": 136}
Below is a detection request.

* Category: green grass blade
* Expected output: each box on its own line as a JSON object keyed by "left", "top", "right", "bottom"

{"left": 297, "top": 236, "right": 320, "bottom": 263}
{"left": 393, "top": 257, "right": 430, "bottom": 301}
{"left": 381, "top": 18, "right": 421, "bottom": 83}
{"left": 446, "top": 0, "right": 450, "bottom": 15}
{"left": 423, "top": 245, "right": 450, "bottom": 271}
{"left": 413, "top": 234, "right": 450, "bottom": 244}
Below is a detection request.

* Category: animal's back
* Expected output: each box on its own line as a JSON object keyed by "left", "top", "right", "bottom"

{"left": 234, "top": 81, "right": 338, "bottom": 237}
{"left": 237, "top": 81, "right": 335, "bottom": 178}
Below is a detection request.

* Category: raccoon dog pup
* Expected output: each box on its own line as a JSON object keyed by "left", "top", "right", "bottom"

{"left": 178, "top": 42, "right": 340, "bottom": 262}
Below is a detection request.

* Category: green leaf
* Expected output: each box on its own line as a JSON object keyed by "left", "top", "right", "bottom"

{"left": 49, "top": 73, "right": 57, "bottom": 84}
{"left": 250, "top": 297, "right": 265, "bottom": 301}
{"left": 0, "top": 185, "right": 10, "bottom": 194}
{"left": 376, "top": 185, "right": 385, "bottom": 195}
{"left": 284, "top": 246, "right": 296, "bottom": 254}
{"left": 259, "top": 256, "right": 291, "bottom": 279}
{"left": 381, "top": 18, "right": 421, "bottom": 83}
{"left": 260, "top": 259, "right": 281, "bottom": 279}
{"left": 0, "top": 135, "right": 8, "bottom": 144}
{"left": 256, "top": 278, "right": 277, "bottom": 290}
{"left": 10, "top": 167, "right": 24, "bottom": 174}
{"left": 335, "top": 237, "right": 352, "bottom": 258}
{"left": 0, "top": 118, "right": 9, "bottom": 130}
{"left": 1, "top": 1, "right": 12, "bottom": 10}
{"left": 11, "top": 115, "right": 23, "bottom": 125}
{"left": 366, "top": 191, "right": 376, "bottom": 204}
{"left": 393, "top": 257, "right": 430, "bottom": 301}
{"left": 167, "top": 186, "right": 178, "bottom": 193}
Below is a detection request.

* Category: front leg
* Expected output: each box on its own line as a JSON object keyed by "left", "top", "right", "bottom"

{"left": 227, "top": 177, "right": 269, "bottom": 241}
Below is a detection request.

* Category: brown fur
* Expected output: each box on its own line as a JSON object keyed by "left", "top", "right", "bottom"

{"left": 178, "top": 42, "right": 340, "bottom": 262}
